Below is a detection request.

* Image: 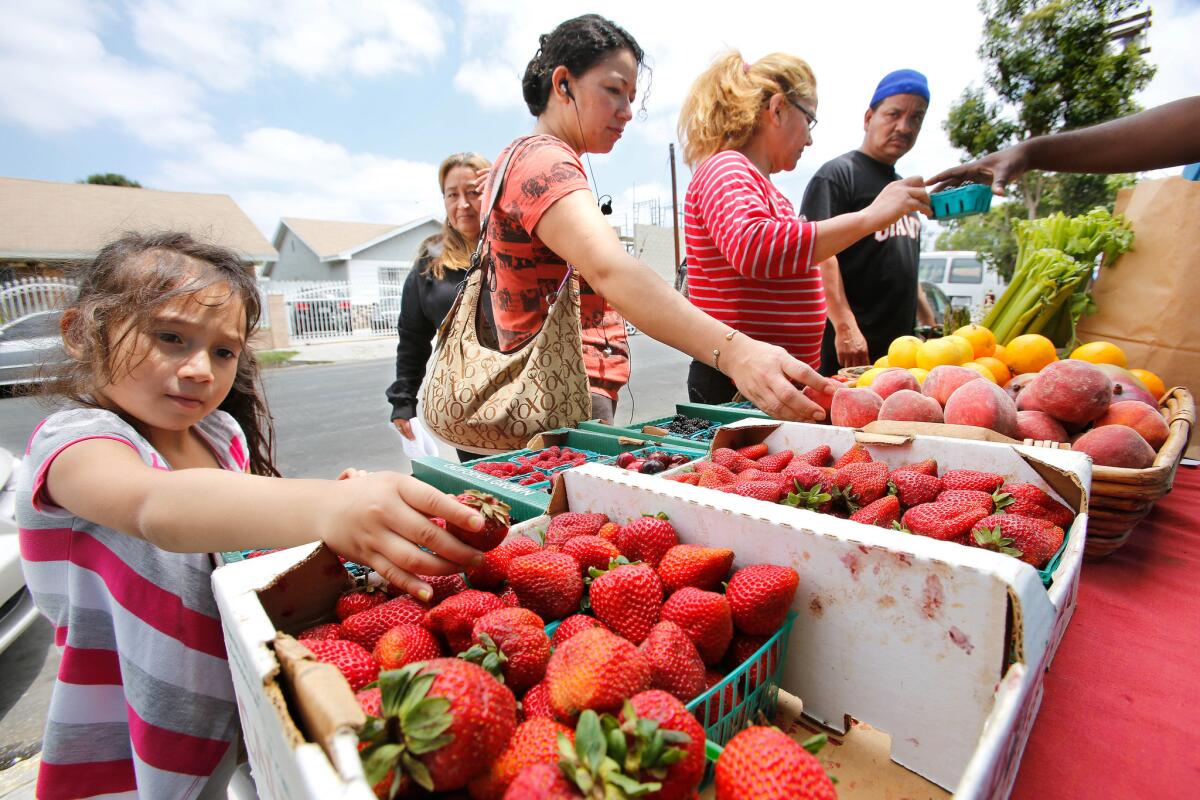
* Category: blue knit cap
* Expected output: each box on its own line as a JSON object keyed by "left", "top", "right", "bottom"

{"left": 870, "top": 69, "right": 930, "bottom": 108}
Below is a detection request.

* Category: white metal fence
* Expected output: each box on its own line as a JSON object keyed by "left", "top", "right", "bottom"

{"left": 0, "top": 277, "right": 77, "bottom": 324}
{"left": 268, "top": 277, "right": 406, "bottom": 343}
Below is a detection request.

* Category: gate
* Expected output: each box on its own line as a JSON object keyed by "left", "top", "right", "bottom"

{"left": 0, "top": 277, "right": 77, "bottom": 324}
{"left": 280, "top": 281, "right": 355, "bottom": 342}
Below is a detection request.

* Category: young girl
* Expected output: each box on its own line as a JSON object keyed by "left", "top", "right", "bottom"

{"left": 16, "top": 232, "right": 486, "bottom": 799}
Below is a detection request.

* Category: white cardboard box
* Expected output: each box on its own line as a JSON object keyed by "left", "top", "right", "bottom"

{"left": 538, "top": 418, "right": 1089, "bottom": 799}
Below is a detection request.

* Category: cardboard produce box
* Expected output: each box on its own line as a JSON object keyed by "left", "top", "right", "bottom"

{"left": 540, "top": 419, "right": 1089, "bottom": 799}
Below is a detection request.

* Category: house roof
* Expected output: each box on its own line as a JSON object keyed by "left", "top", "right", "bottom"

{"left": 0, "top": 177, "right": 277, "bottom": 262}
{"left": 275, "top": 215, "right": 440, "bottom": 262}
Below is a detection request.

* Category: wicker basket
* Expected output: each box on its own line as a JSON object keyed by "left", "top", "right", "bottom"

{"left": 837, "top": 365, "right": 870, "bottom": 384}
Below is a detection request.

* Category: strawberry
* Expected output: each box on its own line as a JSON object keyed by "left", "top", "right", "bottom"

{"left": 832, "top": 443, "right": 873, "bottom": 468}
{"left": 899, "top": 501, "right": 991, "bottom": 543}
{"left": 559, "top": 535, "right": 621, "bottom": 575}
{"left": 639, "top": 621, "right": 707, "bottom": 702}
{"left": 545, "top": 512, "right": 609, "bottom": 547}
{"left": 409, "top": 573, "right": 466, "bottom": 605}
{"left": 701, "top": 668, "right": 738, "bottom": 723}
{"left": 694, "top": 460, "right": 738, "bottom": 484}
{"left": 734, "top": 467, "right": 770, "bottom": 482}
{"left": 462, "top": 614, "right": 552, "bottom": 695}
{"left": 834, "top": 460, "right": 890, "bottom": 511}
{"left": 888, "top": 469, "right": 944, "bottom": 507}
{"left": 355, "top": 686, "right": 382, "bottom": 717}
{"left": 781, "top": 481, "right": 834, "bottom": 514}
{"left": 551, "top": 613, "right": 608, "bottom": 648}
{"left": 497, "top": 586, "right": 520, "bottom": 606}
{"left": 503, "top": 763, "right": 579, "bottom": 799}
{"left": 712, "top": 448, "right": 758, "bottom": 473}
{"left": 622, "top": 513, "right": 678, "bottom": 568}
{"left": 970, "top": 513, "right": 1065, "bottom": 568}
{"left": 938, "top": 488, "right": 997, "bottom": 512}
{"left": 445, "top": 490, "right": 511, "bottom": 551}
{"left": 545, "top": 627, "right": 652, "bottom": 718}
{"left": 359, "top": 659, "right": 517, "bottom": 793}
{"left": 697, "top": 469, "right": 736, "bottom": 489}
{"left": 373, "top": 623, "right": 443, "bottom": 670}
{"left": 342, "top": 595, "right": 427, "bottom": 651}
{"left": 300, "top": 639, "right": 379, "bottom": 691}
{"left": 620, "top": 690, "right": 708, "bottom": 799}
{"left": 714, "top": 726, "right": 836, "bottom": 800}
{"left": 424, "top": 589, "right": 508, "bottom": 653}
{"left": 849, "top": 494, "right": 902, "bottom": 527}
{"left": 730, "top": 480, "right": 784, "bottom": 503}
{"left": 656, "top": 544, "right": 734, "bottom": 593}
{"left": 894, "top": 458, "right": 939, "bottom": 477}
{"left": 726, "top": 564, "right": 799, "bottom": 636}
{"left": 941, "top": 469, "right": 1005, "bottom": 493}
{"left": 735, "top": 443, "right": 770, "bottom": 460}
{"left": 796, "top": 444, "right": 833, "bottom": 467}
{"left": 781, "top": 461, "right": 832, "bottom": 491}
{"left": 474, "top": 606, "right": 545, "bottom": 633}
{"left": 725, "top": 633, "right": 778, "bottom": 691}
{"left": 596, "top": 521, "right": 624, "bottom": 546}
{"left": 663, "top": 472, "right": 700, "bottom": 485}
{"left": 661, "top": 587, "right": 733, "bottom": 664}
{"left": 467, "top": 717, "right": 574, "bottom": 800}
{"left": 466, "top": 535, "right": 540, "bottom": 591}
{"left": 297, "top": 622, "right": 343, "bottom": 641}
{"left": 335, "top": 586, "right": 389, "bottom": 621}
{"left": 588, "top": 561, "right": 664, "bottom": 644}
{"left": 520, "top": 680, "right": 557, "bottom": 721}
{"left": 998, "top": 483, "right": 1076, "bottom": 529}
{"left": 755, "top": 449, "right": 795, "bottom": 473}
{"left": 507, "top": 551, "right": 585, "bottom": 621}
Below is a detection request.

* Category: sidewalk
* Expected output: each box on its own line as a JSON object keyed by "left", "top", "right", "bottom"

{"left": 274, "top": 335, "right": 395, "bottom": 364}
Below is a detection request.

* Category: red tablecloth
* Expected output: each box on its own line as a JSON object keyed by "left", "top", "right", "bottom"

{"left": 1013, "top": 464, "right": 1200, "bottom": 798}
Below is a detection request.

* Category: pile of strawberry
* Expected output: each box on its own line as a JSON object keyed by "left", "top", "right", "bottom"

{"left": 664, "top": 442, "right": 1073, "bottom": 570}
{"left": 292, "top": 489, "right": 813, "bottom": 798}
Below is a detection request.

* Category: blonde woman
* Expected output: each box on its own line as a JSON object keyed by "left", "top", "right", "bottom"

{"left": 386, "top": 152, "right": 489, "bottom": 459}
{"left": 679, "top": 51, "right": 931, "bottom": 403}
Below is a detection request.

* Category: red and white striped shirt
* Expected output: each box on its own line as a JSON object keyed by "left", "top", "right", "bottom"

{"left": 684, "top": 150, "right": 826, "bottom": 369}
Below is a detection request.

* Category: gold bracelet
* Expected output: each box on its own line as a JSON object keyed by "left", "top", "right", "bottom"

{"left": 712, "top": 329, "right": 739, "bottom": 372}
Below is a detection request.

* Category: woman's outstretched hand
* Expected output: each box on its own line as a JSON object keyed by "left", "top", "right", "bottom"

{"left": 722, "top": 336, "right": 840, "bottom": 422}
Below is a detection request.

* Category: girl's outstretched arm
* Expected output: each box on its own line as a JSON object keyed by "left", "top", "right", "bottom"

{"left": 43, "top": 439, "right": 484, "bottom": 600}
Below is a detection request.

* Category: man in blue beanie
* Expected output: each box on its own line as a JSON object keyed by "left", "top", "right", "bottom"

{"left": 802, "top": 69, "right": 935, "bottom": 374}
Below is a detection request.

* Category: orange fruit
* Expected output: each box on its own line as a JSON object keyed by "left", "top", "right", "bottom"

{"left": 1070, "top": 341, "right": 1127, "bottom": 368}
{"left": 953, "top": 324, "right": 997, "bottom": 358}
{"left": 963, "top": 361, "right": 998, "bottom": 383}
{"left": 974, "top": 356, "right": 1011, "bottom": 386}
{"left": 887, "top": 336, "right": 923, "bottom": 369}
{"left": 1004, "top": 334, "right": 1057, "bottom": 374}
{"left": 1129, "top": 368, "right": 1166, "bottom": 400}
{"left": 993, "top": 343, "right": 1007, "bottom": 363}
{"left": 916, "top": 338, "right": 967, "bottom": 370}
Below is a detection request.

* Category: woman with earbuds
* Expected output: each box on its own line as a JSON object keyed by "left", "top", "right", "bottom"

{"left": 482, "top": 13, "right": 838, "bottom": 424}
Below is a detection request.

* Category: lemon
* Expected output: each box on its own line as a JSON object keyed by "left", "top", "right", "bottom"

{"left": 1070, "top": 341, "right": 1127, "bottom": 368}
{"left": 916, "top": 337, "right": 966, "bottom": 371}
{"left": 874, "top": 356, "right": 890, "bottom": 368}
{"left": 952, "top": 324, "right": 997, "bottom": 358}
{"left": 856, "top": 367, "right": 886, "bottom": 388}
{"left": 887, "top": 335, "right": 923, "bottom": 369}
{"left": 945, "top": 335, "right": 976, "bottom": 364}
{"left": 963, "top": 361, "right": 998, "bottom": 383}
{"left": 908, "top": 367, "right": 929, "bottom": 385}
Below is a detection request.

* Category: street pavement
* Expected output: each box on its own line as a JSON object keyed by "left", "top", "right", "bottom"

{"left": 0, "top": 332, "right": 691, "bottom": 795}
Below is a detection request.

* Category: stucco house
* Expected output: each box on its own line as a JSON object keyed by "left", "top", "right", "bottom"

{"left": 268, "top": 215, "right": 442, "bottom": 290}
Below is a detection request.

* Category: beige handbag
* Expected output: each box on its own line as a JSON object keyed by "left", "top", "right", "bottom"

{"left": 420, "top": 140, "right": 591, "bottom": 453}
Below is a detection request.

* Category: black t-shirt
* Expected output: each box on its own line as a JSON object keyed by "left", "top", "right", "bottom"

{"left": 801, "top": 150, "right": 921, "bottom": 373}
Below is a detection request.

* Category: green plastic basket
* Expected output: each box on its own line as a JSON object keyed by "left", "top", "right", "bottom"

{"left": 930, "top": 184, "right": 993, "bottom": 220}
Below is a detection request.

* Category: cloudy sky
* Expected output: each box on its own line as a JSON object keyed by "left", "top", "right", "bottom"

{"left": 2, "top": 0, "right": 1197, "bottom": 240}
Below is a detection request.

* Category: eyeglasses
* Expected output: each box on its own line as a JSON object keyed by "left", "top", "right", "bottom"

{"left": 787, "top": 97, "right": 818, "bottom": 132}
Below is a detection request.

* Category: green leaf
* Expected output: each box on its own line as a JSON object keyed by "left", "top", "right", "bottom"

{"left": 576, "top": 710, "right": 607, "bottom": 775}
{"left": 803, "top": 733, "right": 829, "bottom": 755}
{"left": 362, "top": 743, "right": 404, "bottom": 785}
{"left": 406, "top": 731, "right": 454, "bottom": 755}
{"left": 607, "top": 727, "right": 627, "bottom": 765}
{"left": 658, "top": 746, "right": 687, "bottom": 766}
{"left": 400, "top": 751, "right": 434, "bottom": 792}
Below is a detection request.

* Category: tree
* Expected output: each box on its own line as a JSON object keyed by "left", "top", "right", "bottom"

{"left": 79, "top": 173, "right": 142, "bottom": 188}
{"left": 942, "top": 0, "right": 1155, "bottom": 275}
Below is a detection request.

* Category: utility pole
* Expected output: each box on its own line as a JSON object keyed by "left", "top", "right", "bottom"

{"left": 669, "top": 143, "right": 682, "bottom": 291}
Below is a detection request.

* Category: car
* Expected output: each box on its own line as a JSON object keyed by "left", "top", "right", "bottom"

{"left": 918, "top": 250, "right": 1006, "bottom": 313}
{"left": 0, "top": 446, "right": 39, "bottom": 655}
{"left": 369, "top": 295, "right": 403, "bottom": 334}
{"left": 0, "top": 310, "right": 66, "bottom": 387}
{"left": 921, "top": 280, "right": 952, "bottom": 326}
{"left": 287, "top": 292, "right": 353, "bottom": 338}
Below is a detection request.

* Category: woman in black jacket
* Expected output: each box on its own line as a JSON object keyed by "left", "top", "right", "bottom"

{"left": 385, "top": 152, "right": 490, "bottom": 461}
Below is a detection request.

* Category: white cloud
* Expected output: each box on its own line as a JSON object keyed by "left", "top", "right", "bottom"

{"left": 0, "top": 0, "right": 212, "bottom": 146}
{"left": 152, "top": 127, "right": 442, "bottom": 234}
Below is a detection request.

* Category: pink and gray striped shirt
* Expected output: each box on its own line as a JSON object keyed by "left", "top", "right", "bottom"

{"left": 684, "top": 149, "right": 827, "bottom": 370}
{"left": 17, "top": 408, "right": 248, "bottom": 799}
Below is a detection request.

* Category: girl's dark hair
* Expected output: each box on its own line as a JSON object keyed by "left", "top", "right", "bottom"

{"left": 521, "top": 14, "right": 648, "bottom": 116}
{"left": 44, "top": 231, "right": 279, "bottom": 477}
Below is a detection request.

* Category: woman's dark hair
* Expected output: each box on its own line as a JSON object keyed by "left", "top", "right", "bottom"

{"left": 521, "top": 14, "right": 648, "bottom": 116}
{"left": 44, "top": 231, "right": 279, "bottom": 477}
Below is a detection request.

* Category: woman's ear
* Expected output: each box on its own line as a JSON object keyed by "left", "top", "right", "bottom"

{"left": 767, "top": 93, "right": 786, "bottom": 127}
{"left": 550, "top": 65, "right": 573, "bottom": 103}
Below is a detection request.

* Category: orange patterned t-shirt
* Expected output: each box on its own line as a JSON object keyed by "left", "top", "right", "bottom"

{"left": 484, "top": 135, "right": 630, "bottom": 402}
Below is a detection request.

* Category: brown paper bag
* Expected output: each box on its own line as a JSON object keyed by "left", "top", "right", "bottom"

{"left": 1077, "top": 176, "right": 1200, "bottom": 458}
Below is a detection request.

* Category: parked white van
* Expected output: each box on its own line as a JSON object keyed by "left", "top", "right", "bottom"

{"left": 917, "top": 251, "right": 1006, "bottom": 313}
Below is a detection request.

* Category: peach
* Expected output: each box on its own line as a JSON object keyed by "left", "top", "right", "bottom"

{"left": 878, "top": 389, "right": 944, "bottom": 424}
{"left": 831, "top": 387, "right": 883, "bottom": 428}
{"left": 1015, "top": 410, "right": 1071, "bottom": 443}
{"left": 871, "top": 368, "right": 921, "bottom": 400}
{"left": 1021, "top": 360, "right": 1112, "bottom": 425}
{"left": 1073, "top": 425, "right": 1156, "bottom": 469}
{"left": 943, "top": 379, "right": 1020, "bottom": 438}
{"left": 1093, "top": 401, "right": 1170, "bottom": 451}
{"left": 922, "top": 365, "right": 983, "bottom": 407}
{"left": 1004, "top": 372, "right": 1039, "bottom": 404}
